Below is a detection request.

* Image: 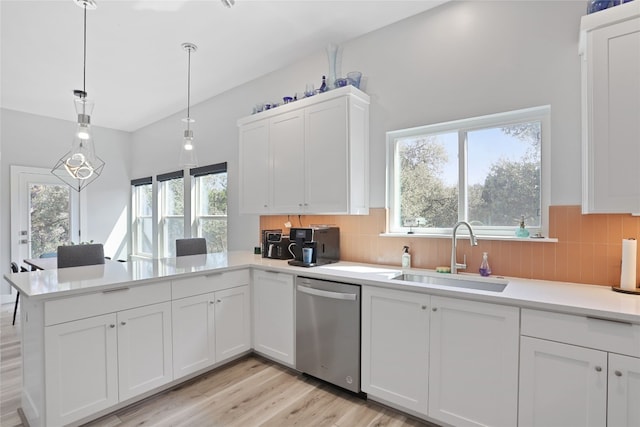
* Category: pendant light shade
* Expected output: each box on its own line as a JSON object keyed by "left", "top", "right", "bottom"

{"left": 179, "top": 42, "right": 198, "bottom": 168}
{"left": 52, "top": 0, "right": 104, "bottom": 192}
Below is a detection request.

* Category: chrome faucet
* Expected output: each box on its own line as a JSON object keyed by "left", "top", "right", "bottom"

{"left": 451, "top": 221, "right": 478, "bottom": 274}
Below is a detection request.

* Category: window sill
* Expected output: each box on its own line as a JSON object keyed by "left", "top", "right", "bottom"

{"left": 379, "top": 233, "right": 558, "bottom": 243}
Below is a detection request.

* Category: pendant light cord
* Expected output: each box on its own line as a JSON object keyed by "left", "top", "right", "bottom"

{"left": 83, "top": 4, "right": 87, "bottom": 95}
{"left": 187, "top": 47, "right": 191, "bottom": 127}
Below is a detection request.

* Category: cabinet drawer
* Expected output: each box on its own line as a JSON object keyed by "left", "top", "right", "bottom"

{"left": 172, "top": 269, "right": 250, "bottom": 299}
{"left": 521, "top": 309, "right": 640, "bottom": 357}
{"left": 45, "top": 281, "right": 171, "bottom": 326}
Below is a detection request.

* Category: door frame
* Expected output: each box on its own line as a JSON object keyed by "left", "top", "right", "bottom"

{"left": 9, "top": 165, "right": 85, "bottom": 271}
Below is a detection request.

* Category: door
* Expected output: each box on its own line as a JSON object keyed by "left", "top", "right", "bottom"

{"left": 172, "top": 293, "right": 216, "bottom": 379}
{"left": 361, "top": 286, "right": 429, "bottom": 413}
{"left": 608, "top": 353, "right": 640, "bottom": 427}
{"left": 428, "top": 296, "right": 519, "bottom": 427}
{"left": 117, "top": 302, "right": 173, "bottom": 401}
{"left": 214, "top": 285, "right": 251, "bottom": 362}
{"left": 519, "top": 336, "right": 607, "bottom": 427}
{"left": 45, "top": 313, "right": 118, "bottom": 427}
{"left": 252, "top": 270, "right": 295, "bottom": 365}
{"left": 10, "top": 165, "right": 81, "bottom": 263}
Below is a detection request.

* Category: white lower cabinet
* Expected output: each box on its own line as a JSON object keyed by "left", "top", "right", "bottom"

{"left": 172, "top": 293, "right": 216, "bottom": 378}
{"left": 361, "top": 287, "right": 430, "bottom": 414}
{"left": 519, "top": 336, "right": 607, "bottom": 427}
{"left": 45, "top": 313, "right": 118, "bottom": 427}
{"left": 361, "top": 288, "right": 520, "bottom": 425}
{"left": 215, "top": 285, "right": 251, "bottom": 362}
{"left": 519, "top": 308, "right": 640, "bottom": 427}
{"left": 44, "top": 301, "right": 173, "bottom": 427}
{"left": 608, "top": 353, "right": 640, "bottom": 427}
{"left": 172, "top": 285, "right": 251, "bottom": 379}
{"left": 428, "top": 296, "right": 519, "bottom": 427}
{"left": 252, "top": 270, "right": 295, "bottom": 365}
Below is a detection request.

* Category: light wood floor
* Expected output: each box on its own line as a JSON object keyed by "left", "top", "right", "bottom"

{"left": 0, "top": 303, "right": 435, "bottom": 427}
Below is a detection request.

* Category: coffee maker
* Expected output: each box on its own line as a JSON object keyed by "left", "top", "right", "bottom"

{"left": 287, "top": 226, "right": 340, "bottom": 267}
{"left": 262, "top": 229, "right": 293, "bottom": 260}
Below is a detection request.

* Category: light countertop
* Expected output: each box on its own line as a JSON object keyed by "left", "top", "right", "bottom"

{"left": 5, "top": 251, "right": 640, "bottom": 323}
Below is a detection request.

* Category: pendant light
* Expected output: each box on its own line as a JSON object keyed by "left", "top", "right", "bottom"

{"left": 52, "top": 0, "right": 105, "bottom": 192}
{"left": 179, "top": 42, "right": 198, "bottom": 168}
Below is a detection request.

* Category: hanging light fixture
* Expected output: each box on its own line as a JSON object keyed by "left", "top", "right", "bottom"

{"left": 52, "top": 0, "right": 105, "bottom": 192}
{"left": 179, "top": 42, "right": 198, "bottom": 168}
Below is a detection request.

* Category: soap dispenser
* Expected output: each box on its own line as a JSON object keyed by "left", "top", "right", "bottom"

{"left": 402, "top": 246, "right": 411, "bottom": 269}
{"left": 479, "top": 252, "right": 491, "bottom": 277}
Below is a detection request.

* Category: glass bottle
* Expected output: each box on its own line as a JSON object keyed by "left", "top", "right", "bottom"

{"left": 516, "top": 214, "right": 530, "bottom": 238}
{"left": 319, "top": 75, "right": 328, "bottom": 93}
{"left": 479, "top": 252, "right": 491, "bottom": 277}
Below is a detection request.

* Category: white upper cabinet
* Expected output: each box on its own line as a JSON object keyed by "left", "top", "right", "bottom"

{"left": 239, "top": 120, "right": 270, "bottom": 214}
{"left": 580, "top": 1, "right": 640, "bottom": 213}
{"left": 238, "top": 85, "right": 370, "bottom": 215}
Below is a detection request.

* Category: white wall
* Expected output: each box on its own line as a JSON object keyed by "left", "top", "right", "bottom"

{"left": 132, "top": 0, "right": 585, "bottom": 251}
{"left": 0, "top": 108, "right": 131, "bottom": 295}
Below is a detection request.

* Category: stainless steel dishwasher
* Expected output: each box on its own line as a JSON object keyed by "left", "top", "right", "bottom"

{"left": 295, "top": 276, "right": 361, "bottom": 393}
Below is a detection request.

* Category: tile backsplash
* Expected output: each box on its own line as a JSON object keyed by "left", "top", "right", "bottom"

{"left": 260, "top": 206, "right": 638, "bottom": 287}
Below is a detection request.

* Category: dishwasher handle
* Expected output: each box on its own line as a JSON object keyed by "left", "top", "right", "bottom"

{"left": 296, "top": 284, "right": 358, "bottom": 301}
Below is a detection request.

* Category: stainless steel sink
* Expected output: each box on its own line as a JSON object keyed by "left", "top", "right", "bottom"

{"left": 392, "top": 273, "right": 507, "bottom": 293}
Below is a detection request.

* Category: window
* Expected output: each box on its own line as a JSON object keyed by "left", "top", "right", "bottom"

{"left": 387, "top": 106, "right": 550, "bottom": 237}
{"left": 158, "top": 170, "right": 184, "bottom": 257}
{"left": 191, "top": 163, "right": 228, "bottom": 253}
{"left": 131, "top": 177, "right": 152, "bottom": 258}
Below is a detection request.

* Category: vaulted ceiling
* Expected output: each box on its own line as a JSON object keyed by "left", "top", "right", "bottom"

{"left": 1, "top": 0, "right": 446, "bottom": 132}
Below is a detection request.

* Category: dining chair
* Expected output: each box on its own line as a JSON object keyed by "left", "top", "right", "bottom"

{"left": 57, "top": 243, "right": 105, "bottom": 268}
{"left": 175, "top": 238, "right": 207, "bottom": 257}
{"left": 9, "top": 262, "right": 21, "bottom": 325}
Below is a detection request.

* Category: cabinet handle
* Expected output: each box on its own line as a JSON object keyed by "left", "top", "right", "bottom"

{"left": 595, "top": 366, "right": 602, "bottom": 372}
{"left": 217, "top": 299, "right": 222, "bottom": 303}
{"left": 432, "top": 307, "right": 438, "bottom": 312}
{"left": 109, "top": 324, "right": 115, "bottom": 328}
{"left": 421, "top": 305, "right": 427, "bottom": 310}
{"left": 586, "top": 316, "right": 633, "bottom": 326}
{"left": 298, "top": 203, "right": 303, "bottom": 207}
{"left": 263, "top": 204, "right": 267, "bottom": 208}
{"left": 210, "top": 301, "right": 215, "bottom": 305}
{"left": 120, "top": 321, "right": 126, "bottom": 326}
{"left": 615, "top": 370, "right": 622, "bottom": 377}
{"left": 102, "top": 287, "right": 130, "bottom": 294}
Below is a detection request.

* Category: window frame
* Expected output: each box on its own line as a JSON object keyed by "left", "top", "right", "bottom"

{"left": 190, "top": 162, "right": 228, "bottom": 254}
{"left": 157, "top": 170, "right": 185, "bottom": 258}
{"left": 386, "top": 105, "right": 551, "bottom": 238}
{"left": 131, "top": 177, "right": 153, "bottom": 258}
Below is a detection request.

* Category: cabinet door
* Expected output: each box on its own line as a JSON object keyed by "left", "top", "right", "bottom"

{"left": 172, "top": 293, "right": 216, "bottom": 379}
{"left": 583, "top": 15, "right": 640, "bottom": 213}
{"left": 519, "top": 336, "right": 607, "bottom": 427}
{"left": 270, "top": 110, "right": 305, "bottom": 213}
{"left": 304, "top": 97, "right": 349, "bottom": 213}
{"left": 608, "top": 353, "right": 640, "bottom": 427}
{"left": 117, "top": 302, "right": 173, "bottom": 401}
{"left": 252, "top": 270, "right": 295, "bottom": 365}
{"left": 361, "top": 287, "right": 430, "bottom": 415}
{"left": 215, "top": 285, "right": 251, "bottom": 362}
{"left": 239, "top": 119, "right": 270, "bottom": 214}
{"left": 45, "top": 313, "right": 118, "bottom": 427}
{"left": 428, "top": 297, "right": 519, "bottom": 427}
